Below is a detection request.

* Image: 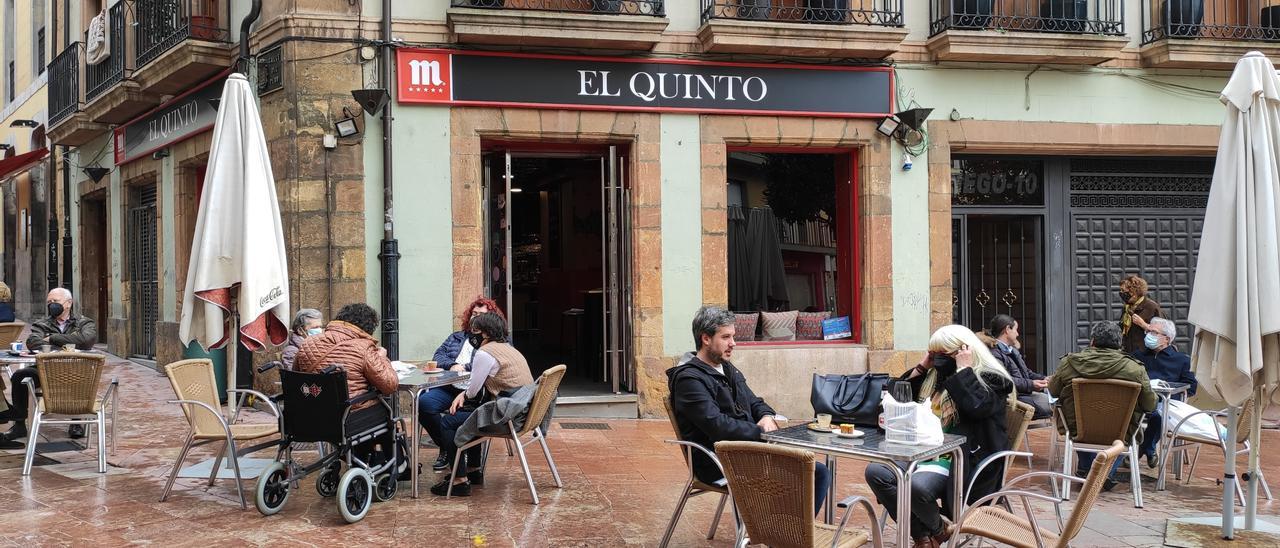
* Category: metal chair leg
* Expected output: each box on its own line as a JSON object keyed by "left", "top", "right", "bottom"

{"left": 707, "top": 492, "right": 728, "bottom": 539}
{"left": 1129, "top": 444, "right": 1143, "bottom": 508}
{"left": 512, "top": 432, "right": 540, "bottom": 505}
{"left": 1259, "top": 468, "right": 1274, "bottom": 500}
{"left": 534, "top": 428, "right": 562, "bottom": 488}
{"left": 97, "top": 414, "right": 107, "bottom": 473}
{"left": 1022, "top": 434, "right": 1033, "bottom": 469}
{"left": 207, "top": 441, "right": 228, "bottom": 486}
{"left": 1061, "top": 441, "right": 1074, "bottom": 500}
{"left": 1185, "top": 445, "right": 1201, "bottom": 484}
{"left": 506, "top": 438, "right": 514, "bottom": 456}
{"left": 160, "top": 434, "right": 196, "bottom": 502}
{"left": 21, "top": 412, "right": 43, "bottom": 476}
{"left": 659, "top": 484, "right": 694, "bottom": 548}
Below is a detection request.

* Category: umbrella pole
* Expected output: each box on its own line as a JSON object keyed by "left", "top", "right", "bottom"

{"left": 1246, "top": 384, "right": 1264, "bottom": 530}
{"left": 1223, "top": 404, "right": 1239, "bottom": 539}
{"left": 227, "top": 308, "right": 239, "bottom": 416}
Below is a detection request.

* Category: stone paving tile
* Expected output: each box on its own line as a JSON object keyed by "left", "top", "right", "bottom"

{"left": 0, "top": 353, "right": 1275, "bottom": 546}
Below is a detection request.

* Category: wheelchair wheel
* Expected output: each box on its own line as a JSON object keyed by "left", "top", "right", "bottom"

{"left": 254, "top": 462, "right": 291, "bottom": 516}
{"left": 374, "top": 473, "right": 398, "bottom": 502}
{"left": 337, "top": 468, "right": 373, "bottom": 523}
{"left": 316, "top": 462, "right": 341, "bottom": 497}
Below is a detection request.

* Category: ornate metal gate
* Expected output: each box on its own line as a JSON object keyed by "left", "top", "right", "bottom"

{"left": 128, "top": 186, "right": 159, "bottom": 359}
{"left": 1068, "top": 158, "right": 1212, "bottom": 351}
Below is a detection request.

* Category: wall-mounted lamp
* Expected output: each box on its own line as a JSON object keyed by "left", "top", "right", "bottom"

{"left": 0, "top": 144, "right": 12, "bottom": 151}
{"left": 335, "top": 107, "right": 360, "bottom": 138}
{"left": 9, "top": 119, "right": 39, "bottom": 128}
{"left": 876, "top": 107, "right": 933, "bottom": 147}
{"left": 351, "top": 88, "right": 390, "bottom": 116}
{"left": 84, "top": 166, "right": 110, "bottom": 182}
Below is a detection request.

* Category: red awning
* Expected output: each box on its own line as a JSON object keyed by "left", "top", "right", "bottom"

{"left": 0, "top": 148, "right": 50, "bottom": 180}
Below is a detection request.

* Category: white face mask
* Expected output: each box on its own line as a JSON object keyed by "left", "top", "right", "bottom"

{"left": 1144, "top": 333, "right": 1161, "bottom": 350}
{"left": 306, "top": 327, "right": 323, "bottom": 337}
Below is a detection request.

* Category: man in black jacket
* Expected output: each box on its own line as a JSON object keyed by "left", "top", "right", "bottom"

{"left": 667, "top": 306, "right": 830, "bottom": 513}
{"left": 984, "top": 314, "right": 1051, "bottom": 419}
{"left": 1, "top": 288, "right": 99, "bottom": 442}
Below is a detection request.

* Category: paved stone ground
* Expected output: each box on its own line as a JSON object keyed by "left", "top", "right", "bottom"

{"left": 0, "top": 354, "right": 1275, "bottom": 547}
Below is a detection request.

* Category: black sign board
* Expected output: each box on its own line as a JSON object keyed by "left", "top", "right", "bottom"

{"left": 115, "top": 74, "right": 228, "bottom": 164}
{"left": 951, "top": 157, "right": 1046, "bottom": 206}
{"left": 397, "top": 49, "right": 893, "bottom": 118}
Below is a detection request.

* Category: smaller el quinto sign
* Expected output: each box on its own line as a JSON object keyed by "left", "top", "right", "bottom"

{"left": 396, "top": 49, "right": 893, "bottom": 118}
{"left": 115, "top": 73, "right": 228, "bottom": 164}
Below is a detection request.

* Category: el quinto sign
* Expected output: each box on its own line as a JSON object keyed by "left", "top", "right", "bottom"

{"left": 397, "top": 49, "right": 894, "bottom": 118}
{"left": 115, "top": 74, "right": 228, "bottom": 164}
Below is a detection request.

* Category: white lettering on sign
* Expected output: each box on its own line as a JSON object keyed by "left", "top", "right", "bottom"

{"left": 577, "top": 70, "right": 770, "bottom": 103}
{"left": 409, "top": 59, "right": 445, "bottom": 87}
{"left": 146, "top": 101, "right": 200, "bottom": 143}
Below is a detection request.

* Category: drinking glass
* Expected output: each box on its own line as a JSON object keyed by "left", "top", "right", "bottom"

{"left": 816, "top": 413, "right": 832, "bottom": 429}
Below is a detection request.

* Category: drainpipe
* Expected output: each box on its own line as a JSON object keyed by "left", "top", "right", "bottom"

{"left": 62, "top": 146, "right": 72, "bottom": 290}
{"left": 378, "top": 0, "right": 400, "bottom": 359}
{"left": 239, "top": 0, "right": 261, "bottom": 70}
{"left": 47, "top": 159, "right": 59, "bottom": 293}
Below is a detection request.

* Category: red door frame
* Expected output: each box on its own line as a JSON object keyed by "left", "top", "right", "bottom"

{"left": 726, "top": 146, "right": 862, "bottom": 344}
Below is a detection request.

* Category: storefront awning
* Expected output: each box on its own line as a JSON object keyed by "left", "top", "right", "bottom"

{"left": 0, "top": 148, "right": 50, "bottom": 180}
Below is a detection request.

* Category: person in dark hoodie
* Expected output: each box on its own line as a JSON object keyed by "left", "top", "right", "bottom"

{"left": 981, "top": 314, "right": 1051, "bottom": 419}
{"left": 1050, "top": 320, "right": 1157, "bottom": 491}
{"left": 865, "top": 324, "right": 1013, "bottom": 548}
{"left": 667, "top": 305, "right": 830, "bottom": 514}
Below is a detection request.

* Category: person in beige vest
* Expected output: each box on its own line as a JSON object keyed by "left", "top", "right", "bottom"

{"left": 432, "top": 312, "right": 534, "bottom": 496}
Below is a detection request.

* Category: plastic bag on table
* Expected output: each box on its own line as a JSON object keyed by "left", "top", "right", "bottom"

{"left": 881, "top": 391, "right": 944, "bottom": 446}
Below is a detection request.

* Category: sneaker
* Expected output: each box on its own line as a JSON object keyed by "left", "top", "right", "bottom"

{"left": 1146, "top": 452, "right": 1160, "bottom": 469}
{"left": 0, "top": 438, "right": 23, "bottom": 450}
{"left": 430, "top": 478, "right": 470, "bottom": 497}
{"left": 68, "top": 425, "right": 85, "bottom": 439}
{"left": 432, "top": 454, "right": 450, "bottom": 471}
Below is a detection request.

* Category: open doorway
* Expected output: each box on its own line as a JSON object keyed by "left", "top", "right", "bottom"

{"left": 80, "top": 191, "right": 109, "bottom": 328}
{"left": 484, "top": 146, "right": 633, "bottom": 398}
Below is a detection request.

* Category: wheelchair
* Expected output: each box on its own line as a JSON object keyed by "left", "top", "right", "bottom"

{"left": 253, "top": 365, "right": 403, "bottom": 523}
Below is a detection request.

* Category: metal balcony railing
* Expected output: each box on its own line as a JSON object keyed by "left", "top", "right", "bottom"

{"left": 48, "top": 44, "right": 82, "bottom": 126}
{"left": 135, "top": 0, "right": 229, "bottom": 69}
{"left": 700, "top": 0, "right": 902, "bottom": 25}
{"left": 1142, "top": 0, "right": 1280, "bottom": 44}
{"left": 86, "top": 2, "right": 128, "bottom": 102}
{"left": 929, "top": 0, "right": 1124, "bottom": 36}
{"left": 451, "top": 0, "right": 665, "bottom": 16}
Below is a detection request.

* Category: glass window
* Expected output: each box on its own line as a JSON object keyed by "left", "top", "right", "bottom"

{"left": 951, "top": 156, "right": 1045, "bottom": 206}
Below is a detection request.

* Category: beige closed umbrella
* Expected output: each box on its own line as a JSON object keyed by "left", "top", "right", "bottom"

{"left": 1188, "top": 50, "right": 1280, "bottom": 538}
{"left": 178, "top": 73, "right": 290, "bottom": 405}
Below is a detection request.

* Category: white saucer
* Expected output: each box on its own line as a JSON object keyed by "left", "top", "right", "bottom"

{"left": 835, "top": 430, "right": 865, "bottom": 439}
{"left": 807, "top": 423, "right": 838, "bottom": 434}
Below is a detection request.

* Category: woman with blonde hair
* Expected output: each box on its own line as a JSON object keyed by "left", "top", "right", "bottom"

{"left": 864, "top": 324, "right": 1014, "bottom": 548}
{"left": 0, "top": 282, "right": 14, "bottom": 323}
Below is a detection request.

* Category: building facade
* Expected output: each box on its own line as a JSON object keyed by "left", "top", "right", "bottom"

{"left": 51, "top": 0, "right": 1263, "bottom": 417}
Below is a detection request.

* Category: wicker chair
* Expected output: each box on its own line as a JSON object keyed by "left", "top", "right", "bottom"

{"left": 1158, "top": 397, "right": 1273, "bottom": 504}
{"left": 1021, "top": 389, "right": 1057, "bottom": 469}
{"left": 160, "top": 358, "right": 280, "bottom": 510}
{"left": 0, "top": 321, "right": 26, "bottom": 376}
{"left": 447, "top": 364, "right": 567, "bottom": 504}
{"left": 21, "top": 352, "right": 118, "bottom": 475}
{"left": 1057, "top": 378, "right": 1145, "bottom": 508}
{"left": 659, "top": 397, "right": 741, "bottom": 547}
{"left": 950, "top": 441, "right": 1126, "bottom": 548}
{"left": 715, "top": 440, "right": 882, "bottom": 548}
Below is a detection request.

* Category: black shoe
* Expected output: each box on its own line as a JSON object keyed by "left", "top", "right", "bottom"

{"left": 3, "top": 424, "right": 27, "bottom": 441}
{"left": 68, "top": 425, "right": 85, "bottom": 439}
{"left": 1146, "top": 452, "right": 1160, "bottom": 469}
{"left": 467, "top": 470, "right": 484, "bottom": 487}
{"left": 433, "top": 454, "right": 450, "bottom": 471}
{"left": 0, "top": 438, "right": 23, "bottom": 450}
{"left": 430, "top": 478, "right": 470, "bottom": 497}
{"left": 1102, "top": 478, "right": 1119, "bottom": 492}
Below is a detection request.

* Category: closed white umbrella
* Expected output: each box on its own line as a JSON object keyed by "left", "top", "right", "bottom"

{"left": 179, "top": 73, "right": 290, "bottom": 404}
{"left": 1188, "top": 50, "right": 1280, "bottom": 538}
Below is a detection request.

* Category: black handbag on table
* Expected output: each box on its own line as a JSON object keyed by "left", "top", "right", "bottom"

{"left": 811, "top": 373, "right": 891, "bottom": 427}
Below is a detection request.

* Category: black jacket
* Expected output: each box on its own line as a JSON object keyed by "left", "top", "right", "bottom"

{"left": 27, "top": 314, "right": 98, "bottom": 351}
{"left": 667, "top": 356, "right": 775, "bottom": 484}
{"left": 979, "top": 331, "right": 1044, "bottom": 395}
{"left": 901, "top": 365, "right": 1013, "bottom": 513}
{"left": 1133, "top": 347, "right": 1197, "bottom": 396}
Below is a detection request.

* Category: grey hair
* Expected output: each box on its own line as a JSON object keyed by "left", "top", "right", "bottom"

{"left": 48, "top": 287, "right": 73, "bottom": 302}
{"left": 291, "top": 308, "right": 323, "bottom": 334}
{"left": 692, "top": 306, "right": 736, "bottom": 350}
{"left": 1089, "top": 321, "right": 1123, "bottom": 350}
{"left": 1150, "top": 317, "right": 1177, "bottom": 340}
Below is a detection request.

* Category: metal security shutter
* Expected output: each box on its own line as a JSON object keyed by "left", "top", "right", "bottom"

{"left": 128, "top": 186, "right": 158, "bottom": 359}
{"left": 1068, "top": 158, "right": 1212, "bottom": 351}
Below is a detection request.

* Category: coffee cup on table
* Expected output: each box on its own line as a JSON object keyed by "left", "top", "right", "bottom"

{"left": 9, "top": 342, "right": 21, "bottom": 353}
{"left": 816, "top": 413, "right": 833, "bottom": 429}
{"left": 41, "top": 344, "right": 52, "bottom": 353}
{"left": 424, "top": 360, "right": 440, "bottom": 372}
{"left": 64, "top": 344, "right": 76, "bottom": 352}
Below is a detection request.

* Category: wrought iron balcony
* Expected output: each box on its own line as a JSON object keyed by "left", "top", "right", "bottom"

{"left": 450, "top": 0, "right": 665, "bottom": 16}
{"left": 85, "top": 1, "right": 128, "bottom": 102}
{"left": 48, "top": 45, "right": 82, "bottom": 126}
{"left": 700, "top": 0, "right": 903, "bottom": 25}
{"left": 1142, "top": 0, "right": 1280, "bottom": 44}
{"left": 135, "top": 0, "right": 229, "bottom": 69}
{"left": 929, "top": 0, "right": 1124, "bottom": 36}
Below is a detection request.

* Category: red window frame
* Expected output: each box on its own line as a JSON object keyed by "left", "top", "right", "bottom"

{"left": 726, "top": 146, "right": 862, "bottom": 345}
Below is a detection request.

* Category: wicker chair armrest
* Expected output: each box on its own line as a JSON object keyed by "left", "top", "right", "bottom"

{"left": 227, "top": 389, "right": 281, "bottom": 418}
{"left": 965, "top": 450, "right": 1033, "bottom": 504}
{"left": 953, "top": 488, "right": 1064, "bottom": 548}
{"left": 664, "top": 439, "right": 728, "bottom": 486}
{"left": 168, "top": 399, "right": 231, "bottom": 436}
{"left": 1005, "top": 470, "right": 1085, "bottom": 490}
{"left": 834, "top": 494, "right": 883, "bottom": 548}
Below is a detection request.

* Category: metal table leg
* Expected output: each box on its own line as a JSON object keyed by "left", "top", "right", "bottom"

{"left": 896, "top": 463, "right": 913, "bottom": 548}
{"left": 951, "top": 448, "right": 965, "bottom": 529}
{"left": 825, "top": 454, "right": 837, "bottom": 524}
{"left": 410, "top": 387, "right": 425, "bottom": 498}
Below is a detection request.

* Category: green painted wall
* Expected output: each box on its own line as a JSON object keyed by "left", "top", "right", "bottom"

{"left": 370, "top": 106, "right": 456, "bottom": 360}
{"left": 160, "top": 153, "right": 177, "bottom": 322}
{"left": 660, "top": 114, "right": 703, "bottom": 354}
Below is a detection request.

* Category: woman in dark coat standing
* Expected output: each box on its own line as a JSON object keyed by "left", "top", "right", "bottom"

{"left": 865, "top": 325, "right": 1014, "bottom": 548}
{"left": 1118, "top": 274, "right": 1162, "bottom": 354}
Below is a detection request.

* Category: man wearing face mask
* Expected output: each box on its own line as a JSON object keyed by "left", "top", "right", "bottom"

{"left": 1132, "top": 317, "right": 1196, "bottom": 468}
{"left": 0, "top": 288, "right": 99, "bottom": 442}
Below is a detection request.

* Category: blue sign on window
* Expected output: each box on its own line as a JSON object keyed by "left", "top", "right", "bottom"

{"left": 822, "top": 316, "right": 852, "bottom": 340}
